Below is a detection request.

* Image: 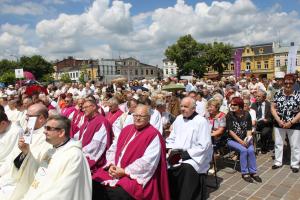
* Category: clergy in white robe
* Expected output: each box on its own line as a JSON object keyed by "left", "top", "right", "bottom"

{"left": 5, "top": 99, "right": 22, "bottom": 124}
{"left": 119, "top": 99, "right": 138, "bottom": 129}
{"left": 10, "top": 115, "right": 92, "bottom": 200}
{"left": 0, "top": 103, "right": 51, "bottom": 200}
{"left": 166, "top": 97, "right": 212, "bottom": 200}
{"left": 0, "top": 112, "right": 23, "bottom": 167}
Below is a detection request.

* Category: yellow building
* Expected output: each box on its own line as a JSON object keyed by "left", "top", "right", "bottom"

{"left": 240, "top": 43, "right": 275, "bottom": 79}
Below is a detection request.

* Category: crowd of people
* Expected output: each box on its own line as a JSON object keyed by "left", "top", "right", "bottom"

{"left": 0, "top": 72, "right": 299, "bottom": 200}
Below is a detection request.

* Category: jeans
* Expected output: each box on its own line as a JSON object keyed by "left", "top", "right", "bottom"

{"left": 227, "top": 140, "right": 257, "bottom": 175}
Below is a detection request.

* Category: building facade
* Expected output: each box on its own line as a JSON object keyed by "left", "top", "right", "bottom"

{"left": 162, "top": 59, "right": 178, "bottom": 78}
{"left": 117, "top": 57, "right": 163, "bottom": 81}
{"left": 273, "top": 42, "right": 300, "bottom": 73}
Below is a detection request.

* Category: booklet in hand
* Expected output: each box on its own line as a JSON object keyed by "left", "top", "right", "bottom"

{"left": 167, "top": 149, "right": 183, "bottom": 165}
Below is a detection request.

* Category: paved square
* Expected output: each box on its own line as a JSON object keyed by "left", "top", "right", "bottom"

{"left": 207, "top": 151, "right": 300, "bottom": 200}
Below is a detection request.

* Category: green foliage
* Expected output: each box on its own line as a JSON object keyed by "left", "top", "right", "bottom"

{"left": 40, "top": 73, "right": 55, "bottom": 83}
{"left": 183, "top": 57, "right": 207, "bottom": 78}
{"left": 79, "top": 72, "right": 86, "bottom": 84}
{"left": 0, "top": 71, "right": 16, "bottom": 84}
{"left": 19, "top": 55, "right": 54, "bottom": 79}
{"left": 165, "top": 35, "right": 233, "bottom": 78}
{"left": 60, "top": 73, "right": 72, "bottom": 83}
{"left": 204, "top": 42, "right": 233, "bottom": 75}
{"left": 165, "top": 34, "right": 203, "bottom": 77}
{"left": 0, "top": 59, "right": 18, "bottom": 75}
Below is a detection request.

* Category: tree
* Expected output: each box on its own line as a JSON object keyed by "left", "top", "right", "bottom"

{"left": 60, "top": 73, "right": 72, "bottom": 83}
{"left": 204, "top": 42, "right": 233, "bottom": 77}
{"left": 79, "top": 72, "right": 86, "bottom": 84}
{"left": 183, "top": 57, "right": 207, "bottom": 78}
{"left": 165, "top": 34, "right": 204, "bottom": 77}
{"left": 40, "top": 73, "right": 55, "bottom": 83}
{"left": 0, "top": 71, "right": 16, "bottom": 84}
{"left": 0, "top": 59, "right": 18, "bottom": 75}
{"left": 19, "top": 55, "right": 54, "bottom": 79}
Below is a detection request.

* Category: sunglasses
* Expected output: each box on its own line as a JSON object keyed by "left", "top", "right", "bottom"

{"left": 231, "top": 104, "right": 238, "bottom": 106}
{"left": 44, "top": 126, "right": 63, "bottom": 131}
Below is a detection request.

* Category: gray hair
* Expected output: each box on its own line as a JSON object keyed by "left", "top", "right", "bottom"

{"left": 257, "top": 89, "right": 267, "bottom": 97}
{"left": 108, "top": 97, "right": 120, "bottom": 105}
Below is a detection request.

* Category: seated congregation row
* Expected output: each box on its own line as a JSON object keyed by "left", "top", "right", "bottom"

{"left": 0, "top": 74, "right": 299, "bottom": 200}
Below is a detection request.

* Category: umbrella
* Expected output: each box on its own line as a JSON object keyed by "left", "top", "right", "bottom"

{"left": 111, "top": 77, "right": 128, "bottom": 83}
{"left": 130, "top": 86, "right": 149, "bottom": 91}
{"left": 162, "top": 83, "right": 185, "bottom": 92}
{"left": 24, "top": 71, "right": 36, "bottom": 80}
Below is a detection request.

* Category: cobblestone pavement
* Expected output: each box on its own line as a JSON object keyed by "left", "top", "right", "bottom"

{"left": 207, "top": 151, "right": 300, "bottom": 200}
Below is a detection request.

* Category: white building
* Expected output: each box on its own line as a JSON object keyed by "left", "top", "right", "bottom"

{"left": 162, "top": 58, "right": 178, "bottom": 78}
{"left": 273, "top": 42, "right": 300, "bottom": 73}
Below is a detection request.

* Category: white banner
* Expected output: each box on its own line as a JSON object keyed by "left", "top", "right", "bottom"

{"left": 15, "top": 68, "right": 24, "bottom": 78}
{"left": 287, "top": 46, "right": 298, "bottom": 74}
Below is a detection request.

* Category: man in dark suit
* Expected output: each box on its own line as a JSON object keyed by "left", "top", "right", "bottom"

{"left": 251, "top": 89, "right": 273, "bottom": 154}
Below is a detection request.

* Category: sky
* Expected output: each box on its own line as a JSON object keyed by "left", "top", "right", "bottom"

{"left": 1, "top": 0, "right": 300, "bottom": 66}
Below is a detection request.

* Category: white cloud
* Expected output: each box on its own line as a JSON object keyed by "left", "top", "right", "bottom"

{"left": 0, "top": 2, "right": 47, "bottom": 16}
{"left": 2, "top": 0, "right": 300, "bottom": 66}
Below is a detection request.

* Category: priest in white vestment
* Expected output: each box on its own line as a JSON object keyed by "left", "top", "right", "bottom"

{"left": 0, "top": 103, "right": 51, "bottom": 200}
{"left": 166, "top": 97, "right": 212, "bottom": 200}
{"left": 0, "top": 112, "right": 23, "bottom": 167}
{"left": 10, "top": 115, "right": 92, "bottom": 200}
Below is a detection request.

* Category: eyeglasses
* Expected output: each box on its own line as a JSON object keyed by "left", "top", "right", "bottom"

{"left": 133, "top": 114, "right": 149, "bottom": 119}
{"left": 26, "top": 114, "right": 41, "bottom": 117}
{"left": 231, "top": 104, "right": 238, "bottom": 107}
{"left": 44, "top": 126, "right": 63, "bottom": 131}
{"left": 82, "top": 105, "right": 93, "bottom": 110}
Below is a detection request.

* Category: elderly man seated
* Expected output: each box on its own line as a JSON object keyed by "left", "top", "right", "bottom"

{"left": 93, "top": 104, "right": 170, "bottom": 200}
{"left": 166, "top": 97, "right": 213, "bottom": 200}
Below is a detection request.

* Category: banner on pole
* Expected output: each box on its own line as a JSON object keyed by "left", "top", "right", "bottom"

{"left": 15, "top": 68, "right": 24, "bottom": 79}
{"left": 287, "top": 46, "right": 298, "bottom": 74}
{"left": 234, "top": 48, "right": 243, "bottom": 79}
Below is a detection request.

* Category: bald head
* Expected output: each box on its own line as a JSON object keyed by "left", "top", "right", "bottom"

{"left": 180, "top": 97, "right": 196, "bottom": 118}
{"left": 133, "top": 104, "right": 151, "bottom": 130}
{"left": 27, "top": 103, "right": 48, "bottom": 129}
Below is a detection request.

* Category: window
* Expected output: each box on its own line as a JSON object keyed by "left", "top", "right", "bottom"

{"left": 285, "top": 59, "right": 288, "bottom": 66}
{"left": 141, "top": 69, "right": 144, "bottom": 75}
{"left": 116, "top": 70, "right": 121, "bottom": 75}
{"left": 69, "top": 73, "right": 72, "bottom": 78}
{"left": 166, "top": 69, "right": 168, "bottom": 75}
{"left": 111, "top": 67, "right": 114, "bottom": 75}
{"left": 264, "top": 61, "right": 269, "bottom": 69}
{"left": 130, "top": 70, "right": 133, "bottom": 75}
{"left": 246, "top": 49, "right": 250, "bottom": 53}
{"left": 276, "top": 60, "right": 280, "bottom": 67}
{"left": 151, "top": 70, "right": 154, "bottom": 75}
{"left": 259, "top": 48, "right": 264, "bottom": 54}
{"left": 246, "top": 62, "right": 251, "bottom": 70}
{"left": 257, "top": 62, "right": 261, "bottom": 69}
{"left": 231, "top": 63, "right": 234, "bottom": 70}
{"left": 171, "top": 69, "right": 174, "bottom": 74}
{"left": 146, "top": 69, "right": 149, "bottom": 75}
{"left": 135, "top": 69, "right": 138, "bottom": 75}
